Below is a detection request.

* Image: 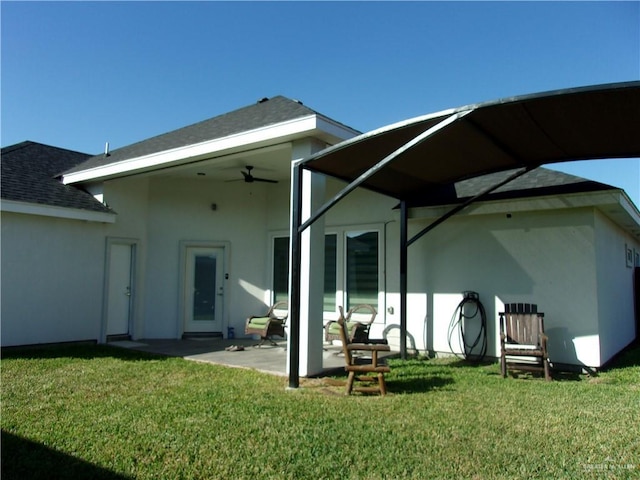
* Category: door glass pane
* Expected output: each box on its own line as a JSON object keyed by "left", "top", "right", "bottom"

{"left": 273, "top": 237, "right": 289, "bottom": 303}
{"left": 193, "top": 255, "right": 216, "bottom": 321}
{"left": 324, "top": 234, "right": 337, "bottom": 311}
{"left": 346, "top": 231, "right": 378, "bottom": 309}
{"left": 273, "top": 235, "right": 338, "bottom": 310}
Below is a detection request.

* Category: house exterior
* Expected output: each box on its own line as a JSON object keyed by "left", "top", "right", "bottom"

{"left": 2, "top": 96, "right": 638, "bottom": 373}
{"left": 1, "top": 142, "right": 115, "bottom": 346}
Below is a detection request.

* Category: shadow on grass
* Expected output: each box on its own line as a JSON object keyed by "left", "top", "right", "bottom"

{"left": 1, "top": 430, "right": 132, "bottom": 480}
{"left": 0, "top": 343, "right": 166, "bottom": 362}
{"left": 437, "top": 358, "right": 495, "bottom": 369}
{"left": 383, "top": 357, "right": 457, "bottom": 394}
{"left": 387, "top": 375, "right": 454, "bottom": 394}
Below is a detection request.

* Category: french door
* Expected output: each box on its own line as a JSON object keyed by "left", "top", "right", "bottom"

{"left": 183, "top": 246, "right": 225, "bottom": 334}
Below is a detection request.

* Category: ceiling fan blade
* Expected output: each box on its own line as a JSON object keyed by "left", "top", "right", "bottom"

{"left": 252, "top": 177, "right": 278, "bottom": 183}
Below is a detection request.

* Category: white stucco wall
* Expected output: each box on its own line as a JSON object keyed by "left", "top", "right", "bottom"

{"left": 101, "top": 177, "right": 150, "bottom": 340}
{"left": 4, "top": 177, "right": 638, "bottom": 370}
{"left": 1, "top": 212, "right": 107, "bottom": 346}
{"left": 594, "top": 210, "right": 639, "bottom": 365}
{"left": 139, "top": 177, "right": 284, "bottom": 338}
{"left": 402, "top": 206, "right": 605, "bottom": 367}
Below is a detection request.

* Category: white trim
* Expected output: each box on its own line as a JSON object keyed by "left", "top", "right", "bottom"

{"left": 267, "top": 232, "right": 289, "bottom": 305}
{"left": 410, "top": 190, "right": 640, "bottom": 238}
{"left": 0, "top": 199, "right": 116, "bottom": 223}
{"left": 411, "top": 190, "right": 635, "bottom": 219}
{"left": 63, "top": 115, "right": 358, "bottom": 185}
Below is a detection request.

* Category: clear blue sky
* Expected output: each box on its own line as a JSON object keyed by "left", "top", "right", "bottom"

{"left": 2, "top": 1, "right": 639, "bottom": 205}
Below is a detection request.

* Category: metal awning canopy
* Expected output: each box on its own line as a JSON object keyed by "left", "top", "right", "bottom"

{"left": 288, "top": 81, "right": 640, "bottom": 388}
{"left": 303, "top": 81, "right": 640, "bottom": 206}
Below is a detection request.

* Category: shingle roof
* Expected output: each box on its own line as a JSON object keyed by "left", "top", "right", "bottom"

{"left": 65, "top": 95, "right": 352, "bottom": 175}
{"left": 1, "top": 141, "right": 113, "bottom": 213}
{"left": 412, "top": 166, "right": 616, "bottom": 207}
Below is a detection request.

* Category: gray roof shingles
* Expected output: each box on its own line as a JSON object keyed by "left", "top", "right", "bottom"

{"left": 65, "top": 95, "right": 349, "bottom": 175}
{"left": 3, "top": 97, "right": 615, "bottom": 210}
{"left": 1, "top": 141, "right": 113, "bottom": 213}
{"left": 412, "top": 166, "right": 616, "bottom": 207}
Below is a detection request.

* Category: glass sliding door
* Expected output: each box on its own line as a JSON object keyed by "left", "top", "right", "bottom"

{"left": 271, "top": 227, "right": 381, "bottom": 314}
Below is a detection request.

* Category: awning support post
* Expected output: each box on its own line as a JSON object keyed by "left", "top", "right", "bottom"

{"left": 288, "top": 163, "right": 303, "bottom": 389}
{"left": 400, "top": 200, "right": 408, "bottom": 360}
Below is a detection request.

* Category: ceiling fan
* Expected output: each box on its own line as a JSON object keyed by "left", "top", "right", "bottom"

{"left": 237, "top": 165, "right": 278, "bottom": 184}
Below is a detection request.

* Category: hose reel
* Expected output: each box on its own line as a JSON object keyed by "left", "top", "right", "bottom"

{"left": 447, "top": 291, "right": 488, "bottom": 362}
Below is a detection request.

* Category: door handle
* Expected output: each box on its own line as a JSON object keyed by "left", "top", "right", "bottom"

{"left": 125, "top": 287, "right": 132, "bottom": 297}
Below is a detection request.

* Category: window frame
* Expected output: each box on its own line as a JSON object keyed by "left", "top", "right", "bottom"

{"left": 268, "top": 223, "right": 384, "bottom": 319}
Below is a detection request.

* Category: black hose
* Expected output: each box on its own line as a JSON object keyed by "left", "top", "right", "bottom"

{"left": 447, "top": 292, "right": 488, "bottom": 362}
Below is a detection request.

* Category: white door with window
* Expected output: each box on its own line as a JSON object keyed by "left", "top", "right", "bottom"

{"left": 106, "top": 243, "right": 134, "bottom": 337}
{"left": 183, "top": 247, "right": 225, "bottom": 334}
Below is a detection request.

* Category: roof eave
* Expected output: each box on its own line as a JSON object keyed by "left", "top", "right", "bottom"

{"left": 63, "top": 114, "right": 358, "bottom": 185}
{"left": 1, "top": 199, "right": 116, "bottom": 223}
{"left": 411, "top": 189, "right": 640, "bottom": 238}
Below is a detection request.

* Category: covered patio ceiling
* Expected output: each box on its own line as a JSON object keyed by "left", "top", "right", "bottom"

{"left": 288, "top": 81, "right": 640, "bottom": 388}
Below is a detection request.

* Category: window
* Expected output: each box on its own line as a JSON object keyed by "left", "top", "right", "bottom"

{"left": 273, "top": 237, "right": 289, "bottom": 303}
{"left": 271, "top": 227, "right": 380, "bottom": 313}
{"left": 324, "top": 234, "right": 337, "bottom": 311}
{"left": 346, "top": 231, "right": 379, "bottom": 309}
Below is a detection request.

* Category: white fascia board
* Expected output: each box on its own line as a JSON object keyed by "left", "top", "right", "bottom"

{"left": 315, "top": 116, "right": 360, "bottom": 143}
{"left": 1, "top": 200, "right": 116, "bottom": 223}
{"left": 410, "top": 190, "right": 640, "bottom": 238}
{"left": 616, "top": 190, "right": 640, "bottom": 224}
{"left": 63, "top": 115, "right": 357, "bottom": 185}
{"left": 411, "top": 191, "right": 638, "bottom": 222}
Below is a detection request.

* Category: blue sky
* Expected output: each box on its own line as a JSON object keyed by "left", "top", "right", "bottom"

{"left": 2, "top": 1, "right": 639, "bottom": 205}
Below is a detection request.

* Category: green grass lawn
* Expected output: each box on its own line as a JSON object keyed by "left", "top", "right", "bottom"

{"left": 2, "top": 344, "right": 639, "bottom": 479}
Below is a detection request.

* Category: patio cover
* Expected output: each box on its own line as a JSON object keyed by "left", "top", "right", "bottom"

{"left": 302, "top": 81, "right": 640, "bottom": 207}
{"left": 288, "top": 81, "right": 640, "bottom": 388}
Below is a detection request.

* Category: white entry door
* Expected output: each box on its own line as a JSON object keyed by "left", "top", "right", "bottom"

{"left": 184, "top": 247, "right": 225, "bottom": 334}
{"left": 106, "top": 243, "right": 134, "bottom": 337}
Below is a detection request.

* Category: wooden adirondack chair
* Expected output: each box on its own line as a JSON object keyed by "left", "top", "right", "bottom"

{"left": 499, "top": 303, "right": 551, "bottom": 381}
{"left": 337, "top": 306, "right": 390, "bottom": 395}
{"left": 244, "top": 301, "right": 288, "bottom": 347}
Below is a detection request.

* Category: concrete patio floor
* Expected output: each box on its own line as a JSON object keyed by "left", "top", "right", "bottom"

{"left": 108, "top": 337, "right": 355, "bottom": 377}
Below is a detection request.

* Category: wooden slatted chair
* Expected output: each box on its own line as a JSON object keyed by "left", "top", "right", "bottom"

{"left": 499, "top": 303, "right": 551, "bottom": 381}
{"left": 337, "top": 306, "right": 391, "bottom": 395}
{"left": 325, "top": 304, "right": 377, "bottom": 344}
{"left": 244, "top": 301, "right": 288, "bottom": 347}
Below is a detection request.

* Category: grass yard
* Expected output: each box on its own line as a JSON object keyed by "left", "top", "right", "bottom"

{"left": 2, "top": 344, "right": 639, "bottom": 480}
